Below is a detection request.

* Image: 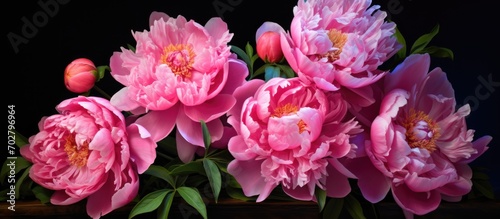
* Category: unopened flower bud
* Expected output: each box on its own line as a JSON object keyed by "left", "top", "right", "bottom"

{"left": 257, "top": 31, "right": 283, "bottom": 63}
{"left": 64, "top": 58, "right": 97, "bottom": 93}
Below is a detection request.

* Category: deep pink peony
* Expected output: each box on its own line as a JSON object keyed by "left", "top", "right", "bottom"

{"left": 226, "top": 77, "right": 362, "bottom": 202}
{"left": 108, "top": 12, "right": 248, "bottom": 162}
{"left": 20, "top": 96, "right": 157, "bottom": 219}
{"left": 280, "top": 0, "right": 400, "bottom": 91}
{"left": 256, "top": 22, "right": 285, "bottom": 63}
{"left": 64, "top": 58, "right": 97, "bottom": 94}
{"left": 347, "top": 54, "right": 491, "bottom": 217}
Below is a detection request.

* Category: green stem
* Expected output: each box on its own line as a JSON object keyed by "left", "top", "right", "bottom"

{"left": 157, "top": 151, "right": 174, "bottom": 161}
{"left": 93, "top": 85, "right": 111, "bottom": 99}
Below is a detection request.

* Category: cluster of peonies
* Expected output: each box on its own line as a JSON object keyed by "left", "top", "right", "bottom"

{"left": 19, "top": 0, "right": 491, "bottom": 218}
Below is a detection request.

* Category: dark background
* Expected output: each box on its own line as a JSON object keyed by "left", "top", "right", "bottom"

{"left": 4, "top": 0, "right": 499, "bottom": 198}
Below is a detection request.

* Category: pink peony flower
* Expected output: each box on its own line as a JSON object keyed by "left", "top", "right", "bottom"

{"left": 348, "top": 54, "right": 491, "bottom": 217}
{"left": 280, "top": 0, "right": 401, "bottom": 91}
{"left": 108, "top": 12, "right": 248, "bottom": 162}
{"left": 64, "top": 58, "right": 97, "bottom": 94}
{"left": 256, "top": 22, "right": 285, "bottom": 63}
{"left": 226, "top": 77, "right": 362, "bottom": 202}
{"left": 20, "top": 96, "right": 157, "bottom": 219}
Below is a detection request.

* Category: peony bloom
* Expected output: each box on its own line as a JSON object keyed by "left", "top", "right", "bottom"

{"left": 20, "top": 96, "right": 157, "bottom": 219}
{"left": 64, "top": 58, "right": 97, "bottom": 93}
{"left": 226, "top": 77, "right": 362, "bottom": 202}
{"left": 109, "top": 12, "right": 248, "bottom": 162}
{"left": 348, "top": 54, "right": 491, "bottom": 217}
{"left": 280, "top": 0, "right": 401, "bottom": 91}
{"left": 256, "top": 22, "right": 285, "bottom": 63}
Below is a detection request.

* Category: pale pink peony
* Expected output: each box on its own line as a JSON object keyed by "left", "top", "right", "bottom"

{"left": 20, "top": 96, "right": 157, "bottom": 219}
{"left": 347, "top": 54, "right": 491, "bottom": 217}
{"left": 64, "top": 58, "right": 97, "bottom": 94}
{"left": 280, "top": 0, "right": 401, "bottom": 91}
{"left": 109, "top": 12, "right": 248, "bottom": 162}
{"left": 226, "top": 77, "right": 362, "bottom": 202}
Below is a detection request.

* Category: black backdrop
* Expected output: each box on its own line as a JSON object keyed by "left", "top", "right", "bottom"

{"left": 5, "top": 0, "right": 499, "bottom": 198}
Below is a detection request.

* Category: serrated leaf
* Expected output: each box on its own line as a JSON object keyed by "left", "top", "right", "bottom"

{"left": 157, "top": 190, "right": 175, "bottom": 219}
{"left": 144, "top": 165, "right": 176, "bottom": 188}
{"left": 315, "top": 188, "right": 327, "bottom": 212}
{"left": 32, "top": 185, "right": 52, "bottom": 204}
{"left": 419, "top": 46, "right": 454, "bottom": 60}
{"left": 170, "top": 160, "right": 205, "bottom": 176}
{"left": 410, "top": 24, "right": 440, "bottom": 54}
{"left": 203, "top": 159, "right": 221, "bottom": 203}
{"left": 177, "top": 187, "right": 208, "bottom": 219}
{"left": 129, "top": 189, "right": 171, "bottom": 219}
{"left": 200, "top": 121, "right": 211, "bottom": 151}
{"left": 345, "top": 195, "right": 366, "bottom": 219}
{"left": 322, "top": 198, "right": 344, "bottom": 219}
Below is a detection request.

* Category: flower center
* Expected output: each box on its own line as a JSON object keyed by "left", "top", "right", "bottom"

{"left": 401, "top": 109, "right": 440, "bottom": 152}
{"left": 272, "top": 103, "right": 307, "bottom": 133}
{"left": 64, "top": 134, "right": 89, "bottom": 167}
{"left": 322, "top": 29, "right": 348, "bottom": 62}
{"left": 160, "top": 44, "right": 196, "bottom": 79}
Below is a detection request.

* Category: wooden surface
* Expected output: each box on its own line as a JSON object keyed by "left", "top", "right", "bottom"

{"left": 1, "top": 198, "right": 499, "bottom": 219}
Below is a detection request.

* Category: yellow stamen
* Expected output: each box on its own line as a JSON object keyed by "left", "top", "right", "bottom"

{"left": 401, "top": 109, "right": 440, "bottom": 152}
{"left": 160, "top": 44, "right": 196, "bottom": 79}
{"left": 321, "top": 29, "right": 348, "bottom": 62}
{"left": 64, "top": 134, "right": 89, "bottom": 167}
{"left": 272, "top": 103, "right": 307, "bottom": 133}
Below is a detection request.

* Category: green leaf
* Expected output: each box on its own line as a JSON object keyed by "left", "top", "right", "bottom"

{"left": 245, "top": 42, "right": 254, "bottom": 59}
{"left": 225, "top": 185, "right": 255, "bottom": 201}
{"left": 276, "top": 63, "right": 295, "bottom": 78}
{"left": 394, "top": 27, "right": 407, "bottom": 62}
{"left": 32, "top": 185, "right": 52, "bottom": 204}
{"left": 345, "top": 195, "right": 366, "bottom": 219}
{"left": 128, "top": 189, "right": 171, "bottom": 219}
{"left": 410, "top": 24, "right": 440, "bottom": 54}
{"left": 144, "top": 165, "right": 176, "bottom": 188}
{"left": 322, "top": 198, "right": 344, "bottom": 219}
{"left": 170, "top": 160, "right": 205, "bottom": 176}
{"left": 14, "top": 130, "right": 29, "bottom": 147}
{"left": 1, "top": 157, "right": 31, "bottom": 185}
{"left": 127, "top": 44, "right": 136, "bottom": 52}
{"left": 473, "top": 179, "right": 495, "bottom": 199}
{"left": 95, "top": 66, "right": 110, "bottom": 81}
{"left": 203, "top": 159, "right": 221, "bottom": 203}
{"left": 418, "top": 46, "right": 454, "bottom": 60}
{"left": 230, "top": 45, "right": 251, "bottom": 67}
{"left": 157, "top": 190, "right": 175, "bottom": 219}
{"left": 177, "top": 187, "right": 208, "bottom": 219}
{"left": 315, "top": 188, "right": 327, "bottom": 212}
{"left": 200, "top": 120, "right": 211, "bottom": 151}
{"left": 15, "top": 166, "right": 31, "bottom": 199}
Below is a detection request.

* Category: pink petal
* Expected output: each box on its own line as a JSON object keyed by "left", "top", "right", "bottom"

{"left": 184, "top": 94, "right": 236, "bottom": 123}
{"left": 228, "top": 135, "right": 256, "bottom": 160}
{"left": 176, "top": 130, "right": 198, "bottom": 163}
{"left": 135, "top": 105, "right": 179, "bottom": 142}
{"left": 392, "top": 183, "right": 441, "bottom": 215}
{"left": 324, "top": 161, "right": 352, "bottom": 198}
{"left": 50, "top": 190, "right": 86, "bottom": 205}
{"left": 127, "top": 124, "right": 157, "bottom": 174}
{"left": 176, "top": 110, "right": 223, "bottom": 147}
{"left": 110, "top": 87, "right": 141, "bottom": 112}
{"left": 384, "top": 54, "right": 430, "bottom": 92}
{"left": 343, "top": 157, "right": 390, "bottom": 203}
{"left": 227, "top": 160, "right": 269, "bottom": 198}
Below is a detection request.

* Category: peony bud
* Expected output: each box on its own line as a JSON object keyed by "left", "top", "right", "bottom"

{"left": 256, "top": 31, "right": 283, "bottom": 63}
{"left": 64, "top": 58, "right": 97, "bottom": 93}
